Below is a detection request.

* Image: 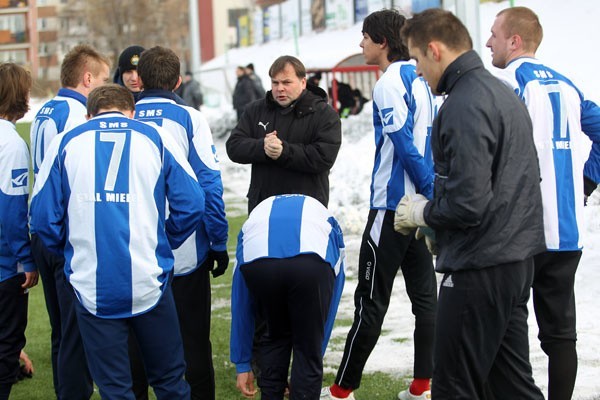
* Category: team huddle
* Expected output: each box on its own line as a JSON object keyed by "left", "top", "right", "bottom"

{"left": 0, "top": 5, "right": 599, "bottom": 400}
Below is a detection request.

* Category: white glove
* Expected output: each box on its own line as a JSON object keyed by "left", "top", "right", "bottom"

{"left": 416, "top": 227, "right": 437, "bottom": 255}
{"left": 394, "top": 194, "right": 428, "bottom": 235}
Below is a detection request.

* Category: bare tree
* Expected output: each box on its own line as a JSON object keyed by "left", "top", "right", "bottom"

{"left": 63, "top": 0, "right": 190, "bottom": 68}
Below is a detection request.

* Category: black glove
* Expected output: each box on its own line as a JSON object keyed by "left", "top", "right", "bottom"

{"left": 584, "top": 175, "right": 597, "bottom": 197}
{"left": 206, "top": 249, "right": 229, "bottom": 278}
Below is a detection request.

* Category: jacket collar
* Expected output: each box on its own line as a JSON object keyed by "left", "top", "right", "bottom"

{"left": 266, "top": 84, "right": 328, "bottom": 116}
{"left": 57, "top": 88, "right": 87, "bottom": 107}
{"left": 137, "top": 89, "right": 180, "bottom": 102}
{"left": 436, "top": 50, "right": 483, "bottom": 95}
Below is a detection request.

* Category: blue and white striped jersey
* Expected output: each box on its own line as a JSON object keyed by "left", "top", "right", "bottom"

{"left": 135, "top": 94, "right": 228, "bottom": 275}
{"left": 230, "top": 194, "right": 346, "bottom": 373}
{"left": 370, "top": 61, "right": 436, "bottom": 210}
{"left": 494, "top": 58, "right": 600, "bottom": 250}
{"left": 30, "top": 88, "right": 88, "bottom": 175}
{"left": 0, "top": 119, "right": 35, "bottom": 282}
{"left": 30, "top": 113, "right": 205, "bottom": 318}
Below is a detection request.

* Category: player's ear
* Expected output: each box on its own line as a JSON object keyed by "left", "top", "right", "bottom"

{"left": 173, "top": 76, "right": 183, "bottom": 92}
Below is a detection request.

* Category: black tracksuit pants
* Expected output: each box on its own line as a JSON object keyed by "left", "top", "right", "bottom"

{"left": 30, "top": 233, "right": 93, "bottom": 400}
{"left": 130, "top": 262, "right": 215, "bottom": 400}
{"left": 433, "top": 258, "right": 544, "bottom": 400}
{"left": 533, "top": 250, "right": 581, "bottom": 400}
{"left": 335, "top": 209, "right": 437, "bottom": 390}
{"left": 0, "top": 275, "right": 28, "bottom": 400}
{"left": 241, "top": 254, "right": 335, "bottom": 400}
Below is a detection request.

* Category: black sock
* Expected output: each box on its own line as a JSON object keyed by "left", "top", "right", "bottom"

{"left": 543, "top": 341, "right": 577, "bottom": 400}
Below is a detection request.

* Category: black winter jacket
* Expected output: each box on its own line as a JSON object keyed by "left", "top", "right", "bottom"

{"left": 423, "top": 50, "right": 546, "bottom": 272}
{"left": 226, "top": 85, "right": 341, "bottom": 212}
{"left": 232, "top": 75, "right": 259, "bottom": 113}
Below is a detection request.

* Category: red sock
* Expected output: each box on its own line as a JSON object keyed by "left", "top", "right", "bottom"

{"left": 409, "top": 378, "right": 431, "bottom": 395}
{"left": 330, "top": 383, "right": 353, "bottom": 398}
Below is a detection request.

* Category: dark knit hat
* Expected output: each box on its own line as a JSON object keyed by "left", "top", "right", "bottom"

{"left": 118, "top": 45, "right": 145, "bottom": 73}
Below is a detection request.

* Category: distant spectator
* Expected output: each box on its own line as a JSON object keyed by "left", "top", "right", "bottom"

{"left": 245, "top": 63, "right": 265, "bottom": 99}
{"left": 307, "top": 72, "right": 322, "bottom": 87}
{"left": 332, "top": 80, "right": 367, "bottom": 118}
{"left": 232, "top": 66, "right": 259, "bottom": 121}
{"left": 181, "top": 71, "right": 204, "bottom": 110}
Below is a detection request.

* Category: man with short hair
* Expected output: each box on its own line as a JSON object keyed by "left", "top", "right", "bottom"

{"left": 29, "top": 44, "right": 110, "bottom": 400}
{"left": 232, "top": 66, "right": 259, "bottom": 121}
{"left": 486, "top": 7, "right": 600, "bottom": 399}
{"left": 321, "top": 9, "right": 437, "bottom": 400}
{"left": 398, "top": 8, "right": 545, "bottom": 399}
{"left": 134, "top": 45, "right": 229, "bottom": 400}
{"left": 30, "top": 83, "right": 204, "bottom": 399}
{"left": 245, "top": 62, "right": 265, "bottom": 99}
{"left": 181, "top": 71, "right": 204, "bottom": 109}
{"left": 226, "top": 55, "right": 341, "bottom": 213}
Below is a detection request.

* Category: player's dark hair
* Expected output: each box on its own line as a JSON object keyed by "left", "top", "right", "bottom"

{"left": 401, "top": 8, "right": 472, "bottom": 54}
{"left": 363, "top": 9, "right": 409, "bottom": 62}
{"left": 87, "top": 84, "right": 135, "bottom": 117}
{"left": 137, "top": 46, "right": 181, "bottom": 91}
{"left": 0, "top": 63, "right": 32, "bottom": 121}
{"left": 269, "top": 55, "right": 306, "bottom": 79}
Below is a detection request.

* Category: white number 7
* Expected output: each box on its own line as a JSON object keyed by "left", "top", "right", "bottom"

{"left": 99, "top": 132, "right": 126, "bottom": 191}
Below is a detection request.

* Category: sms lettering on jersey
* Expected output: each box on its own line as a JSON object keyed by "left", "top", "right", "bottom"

{"left": 137, "top": 109, "right": 163, "bottom": 118}
{"left": 38, "top": 106, "right": 54, "bottom": 116}
{"left": 99, "top": 121, "right": 130, "bottom": 129}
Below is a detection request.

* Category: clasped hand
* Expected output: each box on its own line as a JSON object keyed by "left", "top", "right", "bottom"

{"left": 264, "top": 131, "right": 283, "bottom": 160}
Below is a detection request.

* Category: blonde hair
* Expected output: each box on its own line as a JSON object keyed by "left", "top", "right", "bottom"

{"left": 497, "top": 7, "right": 543, "bottom": 53}
{"left": 60, "top": 44, "right": 111, "bottom": 88}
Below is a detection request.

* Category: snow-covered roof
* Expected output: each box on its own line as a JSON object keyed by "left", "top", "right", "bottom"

{"left": 198, "top": 23, "right": 364, "bottom": 95}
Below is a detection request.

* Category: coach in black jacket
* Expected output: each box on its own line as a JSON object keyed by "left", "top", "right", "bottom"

{"left": 397, "top": 9, "right": 545, "bottom": 400}
{"left": 226, "top": 55, "right": 341, "bottom": 213}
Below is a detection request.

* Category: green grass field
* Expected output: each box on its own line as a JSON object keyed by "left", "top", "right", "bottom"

{"left": 11, "top": 122, "right": 407, "bottom": 399}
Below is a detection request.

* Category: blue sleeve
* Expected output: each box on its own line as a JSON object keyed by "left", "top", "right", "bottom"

{"left": 0, "top": 140, "right": 34, "bottom": 272}
{"left": 322, "top": 260, "right": 345, "bottom": 356}
{"left": 191, "top": 155, "right": 228, "bottom": 250}
{"left": 163, "top": 147, "right": 206, "bottom": 249}
{"left": 581, "top": 99, "right": 600, "bottom": 183}
{"left": 189, "top": 138, "right": 228, "bottom": 251}
{"left": 388, "top": 128, "right": 434, "bottom": 199}
{"left": 29, "top": 148, "right": 66, "bottom": 254}
{"left": 230, "top": 261, "right": 255, "bottom": 374}
{"left": 378, "top": 68, "right": 434, "bottom": 199}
